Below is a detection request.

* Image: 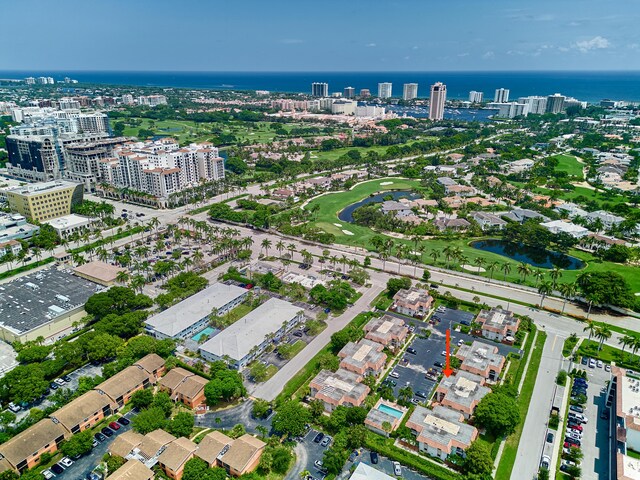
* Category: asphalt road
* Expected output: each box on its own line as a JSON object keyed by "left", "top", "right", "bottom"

{"left": 194, "top": 400, "right": 272, "bottom": 434}
{"left": 511, "top": 332, "right": 567, "bottom": 480}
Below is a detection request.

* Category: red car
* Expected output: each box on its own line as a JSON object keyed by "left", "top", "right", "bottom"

{"left": 569, "top": 424, "right": 583, "bottom": 432}
{"left": 109, "top": 421, "right": 121, "bottom": 431}
{"left": 564, "top": 441, "right": 579, "bottom": 449}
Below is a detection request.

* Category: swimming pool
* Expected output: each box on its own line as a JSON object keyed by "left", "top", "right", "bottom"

{"left": 192, "top": 326, "right": 217, "bottom": 342}
{"left": 377, "top": 403, "right": 405, "bottom": 419}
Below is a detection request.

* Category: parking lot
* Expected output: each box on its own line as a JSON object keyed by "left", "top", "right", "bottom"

{"left": 385, "top": 308, "right": 520, "bottom": 402}
{"left": 11, "top": 363, "right": 103, "bottom": 422}
{"left": 346, "top": 449, "right": 434, "bottom": 480}
{"left": 300, "top": 428, "right": 332, "bottom": 478}
{"left": 573, "top": 361, "right": 611, "bottom": 480}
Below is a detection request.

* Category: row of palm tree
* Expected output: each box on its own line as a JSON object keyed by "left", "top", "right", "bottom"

{"left": 583, "top": 322, "right": 612, "bottom": 350}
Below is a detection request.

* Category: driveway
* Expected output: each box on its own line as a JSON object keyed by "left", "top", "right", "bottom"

{"left": 287, "top": 428, "right": 331, "bottom": 479}
{"left": 344, "top": 449, "right": 434, "bottom": 480}
{"left": 194, "top": 400, "right": 273, "bottom": 434}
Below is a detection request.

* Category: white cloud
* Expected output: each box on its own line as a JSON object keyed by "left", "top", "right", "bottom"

{"left": 573, "top": 36, "right": 610, "bottom": 52}
{"left": 365, "top": 43, "right": 377, "bottom": 48}
{"left": 280, "top": 39, "right": 304, "bottom": 45}
{"left": 482, "top": 51, "right": 495, "bottom": 59}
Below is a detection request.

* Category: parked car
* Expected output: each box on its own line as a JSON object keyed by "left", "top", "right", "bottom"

{"left": 605, "top": 364, "right": 611, "bottom": 372}
{"left": 109, "top": 421, "right": 121, "bottom": 431}
{"left": 348, "top": 450, "right": 358, "bottom": 462}
{"left": 540, "top": 455, "right": 550, "bottom": 469}
{"left": 117, "top": 416, "right": 130, "bottom": 426}
{"left": 389, "top": 371, "right": 399, "bottom": 379}
{"left": 406, "top": 347, "right": 417, "bottom": 355}
{"left": 7, "top": 402, "right": 21, "bottom": 413}
{"left": 92, "top": 438, "right": 99, "bottom": 447}
{"left": 314, "top": 460, "right": 324, "bottom": 470}
{"left": 569, "top": 424, "right": 583, "bottom": 432}
{"left": 42, "top": 470, "right": 54, "bottom": 479}
{"left": 370, "top": 451, "right": 379, "bottom": 464}
{"left": 564, "top": 441, "right": 579, "bottom": 449}
{"left": 102, "top": 427, "right": 115, "bottom": 437}
{"left": 546, "top": 432, "right": 554, "bottom": 443}
{"left": 581, "top": 356, "right": 588, "bottom": 365}
{"left": 50, "top": 382, "right": 59, "bottom": 390}
{"left": 60, "top": 457, "right": 74, "bottom": 467}
{"left": 94, "top": 432, "right": 107, "bottom": 442}
{"left": 569, "top": 405, "right": 584, "bottom": 414}
{"left": 597, "top": 360, "right": 604, "bottom": 368}
{"left": 569, "top": 413, "right": 588, "bottom": 423}
{"left": 589, "top": 359, "right": 596, "bottom": 368}
{"left": 393, "top": 461, "right": 402, "bottom": 476}
{"left": 51, "top": 464, "right": 64, "bottom": 475}
{"left": 62, "top": 375, "right": 72, "bottom": 382}
{"left": 313, "top": 432, "right": 324, "bottom": 443}
{"left": 415, "top": 390, "right": 427, "bottom": 399}
{"left": 320, "top": 435, "right": 331, "bottom": 447}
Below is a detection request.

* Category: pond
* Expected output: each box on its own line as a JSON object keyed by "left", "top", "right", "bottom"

{"left": 338, "top": 190, "right": 420, "bottom": 223}
{"left": 471, "top": 239, "right": 585, "bottom": 270}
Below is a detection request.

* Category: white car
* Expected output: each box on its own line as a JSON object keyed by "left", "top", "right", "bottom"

{"left": 42, "top": 470, "right": 54, "bottom": 480}
{"left": 540, "top": 455, "right": 551, "bottom": 469}
{"left": 393, "top": 461, "right": 402, "bottom": 476}
{"left": 60, "top": 457, "right": 74, "bottom": 467}
{"left": 7, "top": 402, "right": 21, "bottom": 413}
{"left": 569, "top": 413, "right": 588, "bottom": 424}
{"left": 54, "top": 378, "right": 66, "bottom": 386}
{"left": 314, "top": 460, "right": 324, "bottom": 470}
{"left": 458, "top": 339, "right": 464, "bottom": 346}
{"left": 589, "top": 359, "right": 596, "bottom": 368}
{"left": 597, "top": 360, "right": 603, "bottom": 368}
{"left": 389, "top": 371, "right": 399, "bottom": 379}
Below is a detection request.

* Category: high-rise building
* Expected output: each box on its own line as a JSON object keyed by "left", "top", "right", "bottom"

{"left": 429, "top": 82, "right": 447, "bottom": 121}
{"left": 378, "top": 82, "right": 393, "bottom": 99}
{"left": 343, "top": 87, "right": 355, "bottom": 99}
{"left": 494, "top": 88, "right": 510, "bottom": 103}
{"left": 311, "top": 82, "right": 328, "bottom": 97}
{"left": 360, "top": 89, "right": 371, "bottom": 98}
{"left": 331, "top": 100, "right": 357, "bottom": 115}
{"left": 518, "top": 96, "right": 547, "bottom": 115}
{"left": 487, "top": 102, "right": 529, "bottom": 118}
{"left": 546, "top": 94, "right": 566, "bottom": 114}
{"left": 137, "top": 95, "right": 167, "bottom": 106}
{"left": 469, "top": 91, "right": 484, "bottom": 103}
{"left": 403, "top": 83, "right": 419, "bottom": 101}
{"left": 24, "top": 77, "right": 35, "bottom": 85}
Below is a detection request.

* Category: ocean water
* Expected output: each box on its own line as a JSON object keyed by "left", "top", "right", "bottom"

{"left": 2, "top": 70, "right": 640, "bottom": 103}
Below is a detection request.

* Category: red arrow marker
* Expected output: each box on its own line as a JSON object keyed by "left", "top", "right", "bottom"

{"left": 443, "top": 329, "right": 454, "bottom": 377}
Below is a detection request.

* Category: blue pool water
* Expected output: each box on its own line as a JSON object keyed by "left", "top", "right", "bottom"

{"left": 192, "top": 327, "right": 217, "bottom": 342}
{"left": 377, "top": 403, "right": 404, "bottom": 419}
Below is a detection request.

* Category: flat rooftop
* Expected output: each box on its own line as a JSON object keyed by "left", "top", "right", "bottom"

{"left": 0, "top": 268, "right": 102, "bottom": 334}
{"left": 5, "top": 180, "right": 80, "bottom": 196}
{"left": 199, "top": 297, "right": 302, "bottom": 362}
{"left": 145, "top": 282, "right": 247, "bottom": 337}
{"left": 44, "top": 214, "right": 92, "bottom": 230}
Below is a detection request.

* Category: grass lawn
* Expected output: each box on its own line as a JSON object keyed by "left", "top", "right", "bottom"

{"left": 263, "top": 364, "right": 278, "bottom": 381}
{"left": 223, "top": 303, "right": 255, "bottom": 324}
{"left": 286, "top": 340, "right": 306, "bottom": 358}
{"left": 562, "top": 336, "right": 580, "bottom": 357}
{"left": 495, "top": 329, "right": 547, "bottom": 480}
{"left": 533, "top": 184, "right": 628, "bottom": 208}
{"left": 553, "top": 154, "right": 584, "bottom": 179}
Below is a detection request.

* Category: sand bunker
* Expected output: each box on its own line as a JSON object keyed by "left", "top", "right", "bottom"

{"left": 334, "top": 223, "right": 342, "bottom": 227}
{"left": 342, "top": 229, "right": 355, "bottom": 236}
{"left": 380, "top": 181, "right": 394, "bottom": 185}
{"left": 461, "top": 264, "right": 486, "bottom": 272}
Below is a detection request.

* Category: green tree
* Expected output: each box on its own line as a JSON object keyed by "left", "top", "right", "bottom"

{"left": 386, "top": 277, "right": 411, "bottom": 296}
{"left": 271, "top": 447, "right": 293, "bottom": 474}
{"left": 252, "top": 399, "right": 271, "bottom": 419}
{"left": 168, "top": 412, "right": 195, "bottom": 438}
{"left": 474, "top": 392, "right": 520, "bottom": 437}
{"left": 272, "top": 401, "right": 310, "bottom": 437}
{"left": 204, "top": 369, "right": 246, "bottom": 406}
{"left": 132, "top": 406, "right": 167, "bottom": 434}
{"left": 462, "top": 440, "right": 494, "bottom": 476}
{"left": 249, "top": 362, "right": 269, "bottom": 382}
{"left": 151, "top": 391, "right": 174, "bottom": 417}
{"left": 60, "top": 430, "right": 94, "bottom": 458}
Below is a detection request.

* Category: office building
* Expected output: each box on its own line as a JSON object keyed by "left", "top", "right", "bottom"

{"left": 97, "top": 139, "right": 225, "bottom": 201}
{"left": 5, "top": 180, "right": 83, "bottom": 222}
{"left": 311, "top": 82, "right": 328, "bottom": 97}
{"left": 145, "top": 282, "right": 248, "bottom": 340}
{"left": 359, "top": 88, "right": 371, "bottom": 97}
{"left": 343, "top": 86, "right": 355, "bottom": 98}
{"left": 199, "top": 298, "right": 304, "bottom": 370}
{"left": 546, "top": 93, "right": 566, "bottom": 114}
{"left": 44, "top": 213, "right": 93, "bottom": 238}
{"left": 517, "top": 96, "right": 548, "bottom": 115}
{"left": 429, "top": 82, "right": 447, "bottom": 120}
{"left": 378, "top": 82, "right": 392, "bottom": 99}
{"left": 403, "top": 83, "right": 418, "bottom": 101}
{"left": 469, "top": 91, "right": 484, "bottom": 103}
{"left": 494, "top": 88, "right": 510, "bottom": 103}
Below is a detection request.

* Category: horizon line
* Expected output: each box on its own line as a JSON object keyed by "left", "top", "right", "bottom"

{"left": 3, "top": 69, "right": 640, "bottom": 74}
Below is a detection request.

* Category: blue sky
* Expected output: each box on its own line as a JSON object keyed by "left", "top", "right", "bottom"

{"left": 2, "top": 0, "right": 639, "bottom": 71}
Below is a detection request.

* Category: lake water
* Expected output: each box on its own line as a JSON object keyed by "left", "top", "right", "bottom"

{"left": 338, "top": 190, "right": 419, "bottom": 223}
{"left": 471, "top": 239, "right": 584, "bottom": 270}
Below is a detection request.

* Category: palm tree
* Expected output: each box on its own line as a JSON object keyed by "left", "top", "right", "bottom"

{"left": 533, "top": 269, "right": 544, "bottom": 287}
{"left": 558, "top": 282, "right": 576, "bottom": 313}
{"left": 501, "top": 262, "right": 512, "bottom": 281}
{"left": 260, "top": 239, "right": 272, "bottom": 257}
{"left": 595, "top": 325, "right": 612, "bottom": 351}
{"left": 116, "top": 270, "right": 130, "bottom": 285}
{"left": 429, "top": 249, "right": 440, "bottom": 266}
{"left": 130, "top": 274, "right": 146, "bottom": 293}
{"left": 537, "top": 281, "right": 552, "bottom": 307}
{"left": 443, "top": 245, "right": 454, "bottom": 268}
{"left": 517, "top": 262, "right": 531, "bottom": 283}
{"left": 487, "top": 261, "right": 499, "bottom": 283}
{"left": 550, "top": 267, "right": 563, "bottom": 289}
{"left": 619, "top": 335, "right": 636, "bottom": 357}
{"left": 287, "top": 243, "right": 296, "bottom": 261}
{"left": 473, "top": 257, "right": 486, "bottom": 271}
{"left": 583, "top": 321, "right": 597, "bottom": 341}
{"left": 276, "top": 241, "right": 285, "bottom": 259}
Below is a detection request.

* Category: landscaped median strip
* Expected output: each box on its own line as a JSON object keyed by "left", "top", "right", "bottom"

{"left": 494, "top": 329, "right": 547, "bottom": 480}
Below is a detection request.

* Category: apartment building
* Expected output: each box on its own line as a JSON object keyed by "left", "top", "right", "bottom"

{"left": 0, "top": 419, "right": 68, "bottom": 472}
{"left": 51, "top": 390, "right": 113, "bottom": 434}
{"left": 158, "top": 367, "right": 208, "bottom": 408}
{"left": 363, "top": 315, "right": 409, "bottom": 352}
{"left": 309, "top": 369, "right": 370, "bottom": 413}
{"left": 4, "top": 180, "right": 83, "bottom": 222}
{"left": 157, "top": 437, "right": 198, "bottom": 480}
{"left": 108, "top": 459, "right": 154, "bottom": 480}
{"left": 338, "top": 339, "right": 387, "bottom": 377}
{"left": 475, "top": 308, "right": 520, "bottom": 343}
{"left": 64, "top": 137, "right": 128, "bottom": 191}
{"left": 97, "top": 139, "right": 225, "bottom": 199}
{"left": 433, "top": 371, "right": 490, "bottom": 419}
{"left": 392, "top": 287, "right": 434, "bottom": 318}
{"left": 456, "top": 341, "right": 505, "bottom": 381}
